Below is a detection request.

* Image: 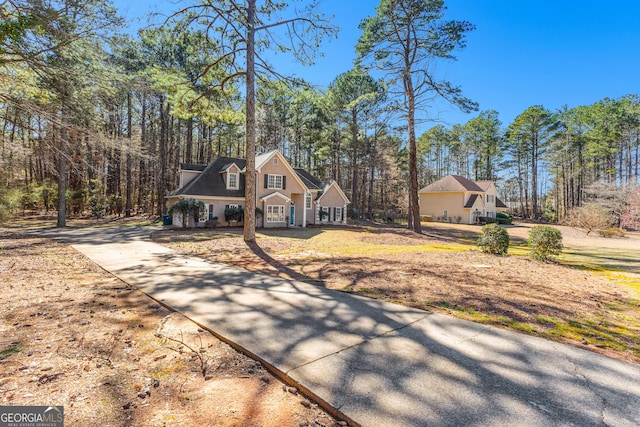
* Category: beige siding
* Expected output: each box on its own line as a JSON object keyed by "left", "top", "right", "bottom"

{"left": 180, "top": 171, "right": 200, "bottom": 188}
{"left": 317, "top": 184, "right": 348, "bottom": 224}
{"left": 257, "top": 158, "right": 305, "bottom": 200}
{"left": 319, "top": 185, "right": 346, "bottom": 206}
{"left": 168, "top": 197, "right": 244, "bottom": 228}
{"left": 261, "top": 193, "right": 290, "bottom": 228}
{"left": 419, "top": 192, "right": 468, "bottom": 223}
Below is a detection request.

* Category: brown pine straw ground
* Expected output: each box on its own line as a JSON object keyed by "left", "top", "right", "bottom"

{"left": 0, "top": 232, "right": 338, "bottom": 427}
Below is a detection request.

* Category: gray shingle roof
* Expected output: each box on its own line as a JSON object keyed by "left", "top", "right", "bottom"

{"left": 179, "top": 163, "right": 207, "bottom": 172}
{"left": 294, "top": 168, "right": 323, "bottom": 191}
{"left": 464, "top": 194, "right": 479, "bottom": 208}
{"left": 419, "top": 175, "right": 484, "bottom": 193}
{"left": 170, "top": 157, "right": 246, "bottom": 198}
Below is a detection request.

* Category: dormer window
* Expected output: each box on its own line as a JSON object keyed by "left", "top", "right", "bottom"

{"left": 228, "top": 172, "right": 238, "bottom": 190}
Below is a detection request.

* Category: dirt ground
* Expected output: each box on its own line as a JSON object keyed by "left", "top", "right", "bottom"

{"left": 0, "top": 232, "right": 338, "bottom": 427}
{"left": 153, "top": 222, "right": 640, "bottom": 364}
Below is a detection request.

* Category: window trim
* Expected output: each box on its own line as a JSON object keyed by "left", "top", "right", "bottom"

{"left": 228, "top": 172, "right": 239, "bottom": 190}
{"left": 267, "top": 174, "right": 283, "bottom": 190}
{"left": 305, "top": 194, "right": 312, "bottom": 209}
{"left": 266, "top": 205, "right": 285, "bottom": 223}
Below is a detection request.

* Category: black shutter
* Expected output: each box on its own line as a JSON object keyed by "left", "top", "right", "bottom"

{"left": 333, "top": 207, "right": 336, "bottom": 222}
{"left": 282, "top": 175, "right": 286, "bottom": 190}
{"left": 264, "top": 174, "right": 268, "bottom": 189}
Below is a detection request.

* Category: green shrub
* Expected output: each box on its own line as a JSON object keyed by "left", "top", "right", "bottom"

{"left": 224, "top": 206, "right": 244, "bottom": 224}
{"left": 528, "top": 226, "right": 563, "bottom": 261}
{"left": 496, "top": 212, "right": 512, "bottom": 225}
{"left": 477, "top": 223, "right": 509, "bottom": 255}
{"left": 169, "top": 198, "right": 204, "bottom": 228}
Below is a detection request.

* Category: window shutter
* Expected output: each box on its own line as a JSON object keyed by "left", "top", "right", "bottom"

{"left": 264, "top": 174, "right": 268, "bottom": 189}
{"left": 333, "top": 207, "right": 336, "bottom": 222}
{"left": 341, "top": 208, "right": 345, "bottom": 221}
{"left": 282, "top": 175, "right": 286, "bottom": 189}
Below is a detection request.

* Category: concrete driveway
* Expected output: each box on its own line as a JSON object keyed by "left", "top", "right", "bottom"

{"left": 44, "top": 226, "right": 640, "bottom": 426}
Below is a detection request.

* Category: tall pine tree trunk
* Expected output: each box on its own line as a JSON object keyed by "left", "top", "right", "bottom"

{"left": 350, "top": 111, "right": 358, "bottom": 218}
{"left": 405, "top": 75, "right": 422, "bottom": 233}
{"left": 56, "top": 110, "right": 67, "bottom": 227}
{"left": 125, "top": 92, "right": 133, "bottom": 217}
{"left": 156, "top": 94, "right": 168, "bottom": 216}
{"left": 243, "top": 0, "right": 257, "bottom": 243}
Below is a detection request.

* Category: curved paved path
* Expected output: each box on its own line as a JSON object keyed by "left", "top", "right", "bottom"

{"left": 44, "top": 226, "right": 640, "bottom": 427}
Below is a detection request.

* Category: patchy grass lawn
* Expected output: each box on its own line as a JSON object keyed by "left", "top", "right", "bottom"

{"left": 154, "top": 223, "right": 640, "bottom": 364}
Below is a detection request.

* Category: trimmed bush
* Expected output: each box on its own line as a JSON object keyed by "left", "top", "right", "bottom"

{"left": 496, "top": 212, "right": 512, "bottom": 225}
{"left": 477, "top": 223, "right": 509, "bottom": 255}
{"left": 528, "top": 226, "right": 563, "bottom": 261}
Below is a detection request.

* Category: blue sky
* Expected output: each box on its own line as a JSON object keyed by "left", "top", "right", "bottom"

{"left": 114, "top": 0, "right": 640, "bottom": 133}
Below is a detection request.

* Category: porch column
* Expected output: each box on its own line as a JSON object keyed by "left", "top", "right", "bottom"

{"left": 302, "top": 192, "right": 308, "bottom": 228}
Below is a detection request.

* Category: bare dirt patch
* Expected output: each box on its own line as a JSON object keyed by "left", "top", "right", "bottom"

{"left": 0, "top": 232, "right": 336, "bottom": 426}
{"left": 153, "top": 225, "right": 640, "bottom": 364}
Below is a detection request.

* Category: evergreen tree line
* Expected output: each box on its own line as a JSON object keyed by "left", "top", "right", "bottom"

{"left": 1, "top": 0, "right": 638, "bottom": 229}
{"left": 418, "top": 98, "right": 639, "bottom": 223}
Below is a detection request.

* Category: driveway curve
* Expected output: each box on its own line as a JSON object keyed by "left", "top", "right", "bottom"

{"left": 43, "top": 226, "right": 640, "bottom": 427}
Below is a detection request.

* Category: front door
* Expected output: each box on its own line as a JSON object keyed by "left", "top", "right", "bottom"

{"left": 289, "top": 205, "right": 295, "bottom": 225}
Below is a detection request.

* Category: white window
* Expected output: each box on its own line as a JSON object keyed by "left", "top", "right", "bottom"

{"left": 487, "top": 195, "right": 494, "bottom": 203}
{"left": 267, "top": 174, "right": 283, "bottom": 189}
{"left": 266, "top": 205, "right": 285, "bottom": 222}
{"left": 208, "top": 204, "right": 214, "bottom": 220}
{"left": 227, "top": 204, "right": 239, "bottom": 209}
{"left": 305, "top": 194, "right": 312, "bottom": 209}
{"left": 228, "top": 172, "right": 238, "bottom": 189}
{"left": 335, "top": 207, "right": 342, "bottom": 222}
{"left": 273, "top": 157, "right": 279, "bottom": 165}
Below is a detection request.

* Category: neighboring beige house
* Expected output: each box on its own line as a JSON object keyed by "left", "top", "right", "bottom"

{"left": 166, "top": 150, "right": 350, "bottom": 228}
{"left": 418, "top": 175, "right": 507, "bottom": 224}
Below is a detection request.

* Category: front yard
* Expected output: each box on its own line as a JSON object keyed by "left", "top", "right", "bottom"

{"left": 153, "top": 222, "right": 640, "bottom": 363}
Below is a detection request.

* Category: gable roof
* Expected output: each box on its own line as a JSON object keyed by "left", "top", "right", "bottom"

{"left": 294, "top": 168, "right": 323, "bottom": 191}
{"left": 170, "top": 151, "right": 335, "bottom": 200}
{"left": 496, "top": 197, "right": 507, "bottom": 208}
{"left": 419, "top": 175, "right": 484, "bottom": 193}
{"left": 475, "top": 181, "right": 495, "bottom": 191}
{"left": 169, "top": 156, "right": 246, "bottom": 198}
{"left": 255, "top": 149, "right": 279, "bottom": 170}
{"left": 464, "top": 194, "right": 480, "bottom": 208}
{"left": 259, "top": 191, "right": 292, "bottom": 203}
{"left": 220, "top": 162, "right": 241, "bottom": 173}
{"left": 317, "top": 181, "right": 351, "bottom": 204}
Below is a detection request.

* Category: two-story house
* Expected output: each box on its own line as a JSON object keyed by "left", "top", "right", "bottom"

{"left": 166, "top": 150, "right": 350, "bottom": 228}
{"left": 418, "top": 175, "right": 507, "bottom": 224}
